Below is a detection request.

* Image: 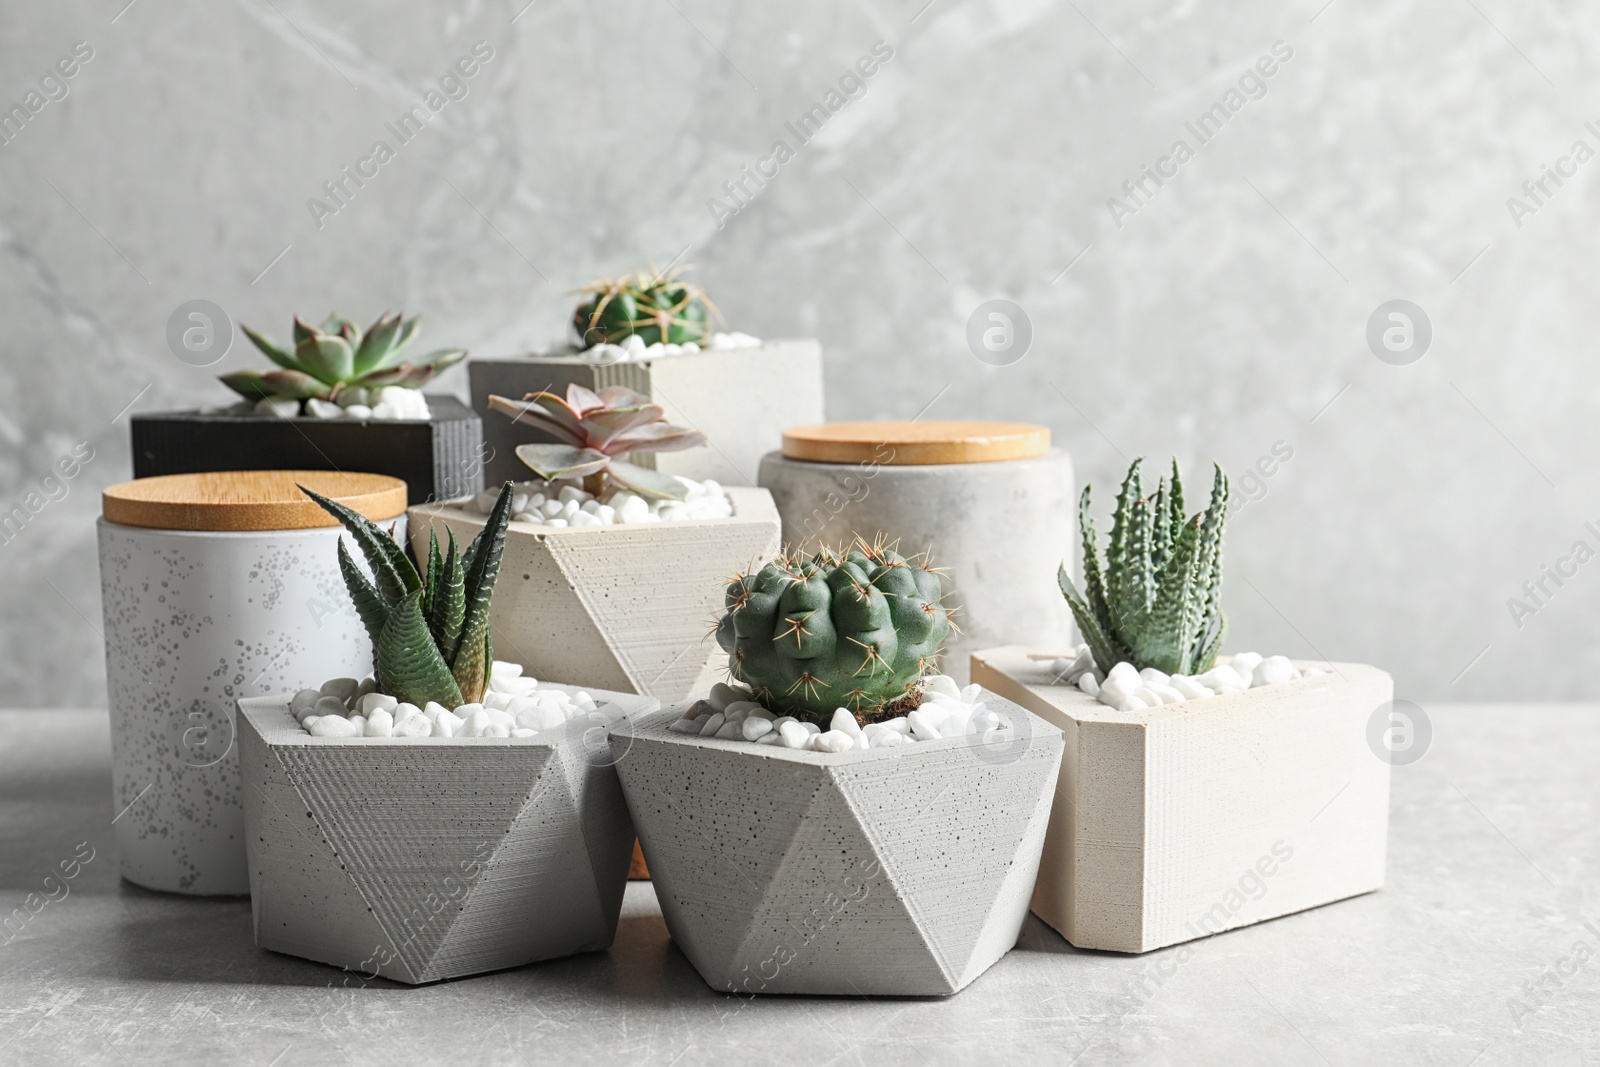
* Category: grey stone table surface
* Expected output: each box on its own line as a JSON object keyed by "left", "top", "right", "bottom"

{"left": 0, "top": 707, "right": 1595, "bottom": 1067}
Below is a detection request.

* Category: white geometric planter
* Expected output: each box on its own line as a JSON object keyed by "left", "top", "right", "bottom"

{"left": 237, "top": 684, "right": 657, "bottom": 984}
{"left": 609, "top": 692, "right": 1064, "bottom": 996}
{"left": 469, "top": 341, "right": 824, "bottom": 488}
{"left": 971, "top": 647, "right": 1392, "bottom": 954}
{"left": 407, "top": 488, "right": 780, "bottom": 702}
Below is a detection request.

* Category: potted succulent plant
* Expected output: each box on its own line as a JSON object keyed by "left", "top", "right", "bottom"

{"left": 408, "top": 386, "right": 781, "bottom": 701}
{"left": 236, "top": 482, "right": 656, "bottom": 984}
{"left": 608, "top": 538, "right": 1064, "bottom": 997}
{"left": 970, "top": 458, "right": 1392, "bottom": 954}
{"left": 133, "top": 311, "right": 482, "bottom": 504}
{"left": 469, "top": 266, "right": 822, "bottom": 488}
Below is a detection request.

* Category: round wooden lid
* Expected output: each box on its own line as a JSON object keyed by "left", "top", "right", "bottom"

{"left": 103, "top": 471, "right": 408, "bottom": 532}
{"left": 781, "top": 421, "right": 1050, "bottom": 465}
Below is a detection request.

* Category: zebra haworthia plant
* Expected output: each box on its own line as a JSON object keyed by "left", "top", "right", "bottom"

{"left": 301, "top": 481, "right": 515, "bottom": 708}
{"left": 1059, "top": 458, "right": 1230, "bottom": 677}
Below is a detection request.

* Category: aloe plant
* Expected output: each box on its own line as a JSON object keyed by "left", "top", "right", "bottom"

{"left": 571, "top": 267, "right": 719, "bottom": 348}
{"left": 1059, "top": 458, "right": 1229, "bottom": 677}
{"left": 301, "top": 481, "right": 514, "bottom": 707}
{"left": 221, "top": 312, "right": 466, "bottom": 402}
{"left": 486, "top": 384, "right": 707, "bottom": 501}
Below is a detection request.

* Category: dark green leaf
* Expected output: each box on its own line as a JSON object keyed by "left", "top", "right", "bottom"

{"left": 376, "top": 589, "right": 463, "bottom": 708}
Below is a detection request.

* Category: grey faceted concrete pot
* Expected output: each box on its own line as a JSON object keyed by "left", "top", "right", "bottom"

{"left": 470, "top": 341, "right": 823, "bottom": 488}
{"left": 972, "top": 647, "right": 1392, "bottom": 954}
{"left": 408, "top": 488, "right": 780, "bottom": 702}
{"left": 237, "top": 684, "right": 657, "bottom": 984}
{"left": 609, "top": 691, "right": 1064, "bottom": 996}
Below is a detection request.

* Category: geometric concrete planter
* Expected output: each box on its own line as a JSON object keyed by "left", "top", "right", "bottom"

{"left": 608, "top": 691, "right": 1064, "bottom": 996}
{"left": 130, "top": 396, "right": 484, "bottom": 506}
{"left": 236, "top": 684, "right": 657, "bottom": 984}
{"left": 469, "top": 341, "right": 823, "bottom": 488}
{"left": 971, "top": 647, "right": 1392, "bottom": 954}
{"left": 407, "top": 488, "right": 780, "bottom": 702}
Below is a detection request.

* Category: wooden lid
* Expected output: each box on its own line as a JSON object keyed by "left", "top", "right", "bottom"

{"left": 781, "top": 421, "right": 1050, "bottom": 465}
{"left": 103, "top": 471, "right": 408, "bottom": 531}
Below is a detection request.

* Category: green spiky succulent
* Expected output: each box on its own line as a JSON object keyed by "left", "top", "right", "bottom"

{"left": 714, "top": 538, "right": 952, "bottom": 726}
{"left": 1059, "top": 458, "right": 1229, "bottom": 677}
{"left": 571, "top": 268, "right": 718, "bottom": 348}
{"left": 301, "top": 481, "right": 514, "bottom": 708}
{"left": 220, "top": 312, "right": 466, "bottom": 402}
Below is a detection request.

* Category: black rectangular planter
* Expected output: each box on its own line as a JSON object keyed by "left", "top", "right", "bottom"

{"left": 130, "top": 396, "right": 483, "bottom": 505}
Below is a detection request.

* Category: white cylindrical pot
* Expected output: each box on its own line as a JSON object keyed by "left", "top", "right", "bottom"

{"left": 97, "top": 471, "right": 407, "bottom": 895}
{"left": 759, "top": 426, "right": 1075, "bottom": 684}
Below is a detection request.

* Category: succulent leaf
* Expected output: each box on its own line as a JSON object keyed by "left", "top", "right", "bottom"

{"left": 513, "top": 444, "right": 610, "bottom": 482}
{"left": 353, "top": 312, "right": 403, "bottom": 375}
{"left": 294, "top": 333, "right": 355, "bottom": 385}
{"left": 375, "top": 589, "right": 464, "bottom": 709}
{"left": 450, "top": 482, "right": 515, "bottom": 703}
{"left": 338, "top": 538, "right": 391, "bottom": 654}
{"left": 240, "top": 325, "right": 298, "bottom": 371}
{"left": 226, "top": 310, "right": 455, "bottom": 402}
{"left": 429, "top": 528, "right": 466, "bottom": 661}
{"left": 606, "top": 460, "right": 690, "bottom": 501}
{"left": 299, "top": 486, "right": 421, "bottom": 604}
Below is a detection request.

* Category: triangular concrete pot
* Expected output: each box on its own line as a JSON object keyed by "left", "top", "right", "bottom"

{"left": 971, "top": 647, "right": 1392, "bottom": 953}
{"left": 237, "top": 684, "right": 657, "bottom": 984}
{"left": 407, "top": 488, "right": 780, "bottom": 702}
{"left": 609, "top": 690, "right": 1064, "bottom": 996}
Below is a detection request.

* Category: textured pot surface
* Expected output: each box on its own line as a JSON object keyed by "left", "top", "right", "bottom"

{"left": 97, "top": 514, "right": 403, "bottom": 895}
{"left": 238, "top": 684, "right": 657, "bottom": 984}
{"left": 971, "top": 647, "right": 1393, "bottom": 954}
{"left": 758, "top": 448, "right": 1075, "bottom": 684}
{"left": 610, "top": 692, "right": 1063, "bottom": 996}
{"left": 131, "top": 396, "right": 484, "bottom": 505}
{"left": 470, "top": 341, "right": 824, "bottom": 488}
{"left": 408, "top": 487, "right": 780, "bottom": 701}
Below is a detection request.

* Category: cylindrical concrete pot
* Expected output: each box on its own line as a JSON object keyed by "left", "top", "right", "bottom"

{"left": 407, "top": 487, "right": 780, "bottom": 702}
{"left": 97, "top": 471, "right": 408, "bottom": 896}
{"left": 610, "top": 692, "right": 1064, "bottom": 996}
{"left": 759, "top": 423, "right": 1075, "bottom": 683}
{"left": 238, "top": 683, "right": 657, "bottom": 983}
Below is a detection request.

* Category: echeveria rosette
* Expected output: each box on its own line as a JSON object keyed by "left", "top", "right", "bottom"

{"left": 300, "top": 481, "right": 515, "bottom": 708}
{"left": 570, "top": 268, "right": 719, "bottom": 348}
{"left": 714, "top": 539, "right": 952, "bottom": 726}
{"left": 487, "top": 384, "right": 707, "bottom": 502}
{"left": 220, "top": 311, "right": 466, "bottom": 402}
{"left": 1059, "top": 458, "right": 1230, "bottom": 678}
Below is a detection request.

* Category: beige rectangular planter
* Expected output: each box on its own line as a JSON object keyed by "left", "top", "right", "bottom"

{"left": 237, "top": 684, "right": 657, "bottom": 984}
{"left": 408, "top": 487, "right": 780, "bottom": 702}
{"left": 469, "top": 341, "right": 824, "bottom": 488}
{"left": 971, "top": 647, "right": 1391, "bottom": 954}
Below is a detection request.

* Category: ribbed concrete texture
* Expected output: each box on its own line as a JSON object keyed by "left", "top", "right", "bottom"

{"left": 237, "top": 685, "right": 657, "bottom": 984}
{"left": 972, "top": 647, "right": 1392, "bottom": 954}
{"left": 610, "top": 693, "right": 1063, "bottom": 996}
{"left": 408, "top": 487, "right": 780, "bottom": 701}
{"left": 471, "top": 341, "right": 824, "bottom": 489}
{"left": 759, "top": 449, "right": 1075, "bottom": 684}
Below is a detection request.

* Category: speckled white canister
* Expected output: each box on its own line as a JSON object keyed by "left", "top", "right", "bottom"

{"left": 97, "top": 471, "right": 408, "bottom": 895}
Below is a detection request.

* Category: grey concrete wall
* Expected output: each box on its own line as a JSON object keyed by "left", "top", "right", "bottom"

{"left": 1, "top": 0, "right": 1591, "bottom": 707}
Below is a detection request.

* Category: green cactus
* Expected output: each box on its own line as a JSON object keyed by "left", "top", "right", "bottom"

{"left": 220, "top": 311, "right": 465, "bottom": 402}
{"left": 714, "top": 537, "right": 952, "bottom": 725}
{"left": 1059, "top": 458, "right": 1229, "bottom": 677}
{"left": 300, "top": 481, "right": 514, "bottom": 707}
{"left": 571, "top": 267, "right": 718, "bottom": 348}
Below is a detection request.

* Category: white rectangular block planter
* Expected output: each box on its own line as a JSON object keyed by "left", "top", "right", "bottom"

{"left": 408, "top": 488, "right": 780, "bottom": 702}
{"left": 237, "top": 685, "right": 657, "bottom": 984}
{"left": 470, "top": 341, "right": 824, "bottom": 488}
{"left": 971, "top": 647, "right": 1392, "bottom": 954}
{"left": 609, "top": 693, "right": 1063, "bottom": 996}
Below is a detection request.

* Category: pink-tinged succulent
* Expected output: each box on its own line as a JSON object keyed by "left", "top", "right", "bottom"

{"left": 487, "top": 384, "right": 707, "bottom": 501}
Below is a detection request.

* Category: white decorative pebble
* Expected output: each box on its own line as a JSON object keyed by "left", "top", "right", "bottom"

{"left": 395, "top": 716, "right": 434, "bottom": 738}
{"left": 741, "top": 717, "right": 773, "bottom": 741}
{"left": 320, "top": 677, "right": 359, "bottom": 702}
{"left": 310, "top": 715, "right": 361, "bottom": 737}
{"left": 829, "top": 708, "right": 862, "bottom": 738}
{"left": 811, "top": 730, "right": 855, "bottom": 753}
{"left": 778, "top": 721, "right": 810, "bottom": 748}
{"left": 360, "top": 692, "right": 398, "bottom": 716}
{"left": 1077, "top": 673, "right": 1100, "bottom": 697}
{"left": 365, "top": 710, "right": 393, "bottom": 737}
